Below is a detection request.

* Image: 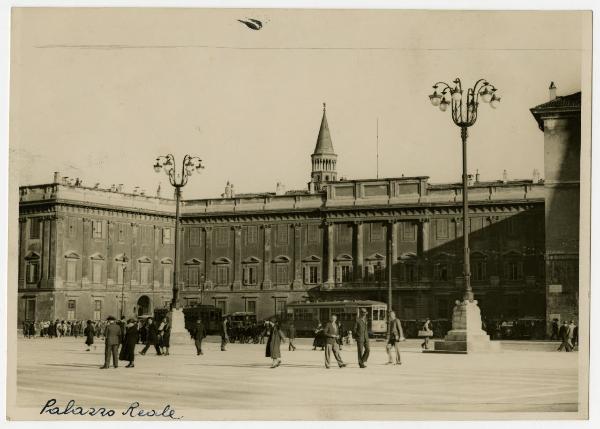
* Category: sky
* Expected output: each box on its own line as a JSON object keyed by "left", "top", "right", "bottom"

{"left": 9, "top": 8, "right": 587, "bottom": 199}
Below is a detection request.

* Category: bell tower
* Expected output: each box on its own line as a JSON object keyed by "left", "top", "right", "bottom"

{"left": 310, "top": 103, "right": 337, "bottom": 191}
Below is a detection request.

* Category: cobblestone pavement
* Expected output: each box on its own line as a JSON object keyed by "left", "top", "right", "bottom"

{"left": 12, "top": 336, "right": 580, "bottom": 420}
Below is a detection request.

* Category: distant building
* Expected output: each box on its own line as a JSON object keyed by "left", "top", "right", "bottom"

{"left": 20, "top": 100, "right": 575, "bottom": 335}
{"left": 530, "top": 83, "right": 581, "bottom": 329}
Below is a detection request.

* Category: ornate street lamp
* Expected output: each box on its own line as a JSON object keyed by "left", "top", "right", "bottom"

{"left": 427, "top": 78, "right": 501, "bottom": 353}
{"left": 153, "top": 154, "right": 204, "bottom": 311}
{"left": 429, "top": 78, "right": 500, "bottom": 301}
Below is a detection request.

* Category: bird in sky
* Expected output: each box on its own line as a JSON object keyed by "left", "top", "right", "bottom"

{"left": 238, "top": 18, "right": 263, "bottom": 30}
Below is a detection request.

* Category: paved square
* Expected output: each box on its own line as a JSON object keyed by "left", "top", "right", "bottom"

{"left": 14, "top": 336, "right": 579, "bottom": 420}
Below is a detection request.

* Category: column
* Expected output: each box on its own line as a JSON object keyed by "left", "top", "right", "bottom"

{"left": 130, "top": 222, "right": 138, "bottom": 286}
{"left": 233, "top": 226, "right": 242, "bottom": 289}
{"left": 18, "top": 218, "right": 26, "bottom": 289}
{"left": 41, "top": 217, "right": 50, "bottom": 288}
{"left": 354, "top": 221, "right": 364, "bottom": 282}
{"left": 293, "top": 223, "right": 302, "bottom": 288}
{"left": 419, "top": 218, "right": 430, "bottom": 256}
{"left": 106, "top": 221, "right": 113, "bottom": 286}
{"left": 390, "top": 220, "right": 398, "bottom": 279}
{"left": 81, "top": 218, "right": 90, "bottom": 284}
{"left": 325, "top": 222, "right": 335, "bottom": 287}
{"left": 49, "top": 216, "right": 59, "bottom": 288}
{"left": 262, "top": 225, "right": 272, "bottom": 289}
{"left": 203, "top": 226, "right": 213, "bottom": 288}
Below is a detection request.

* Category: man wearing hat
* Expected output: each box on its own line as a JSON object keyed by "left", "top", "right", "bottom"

{"left": 101, "top": 316, "right": 122, "bottom": 369}
{"left": 353, "top": 308, "right": 370, "bottom": 368}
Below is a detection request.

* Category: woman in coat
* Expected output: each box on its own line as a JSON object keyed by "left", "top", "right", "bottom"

{"left": 265, "top": 318, "right": 286, "bottom": 368}
{"left": 119, "top": 319, "right": 139, "bottom": 368}
{"left": 312, "top": 321, "right": 326, "bottom": 351}
{"left": 84, "top": 320, "right": 95, "bottom": 351}
{"left": 158, "top": 316, "right": 171, "bottom": 356}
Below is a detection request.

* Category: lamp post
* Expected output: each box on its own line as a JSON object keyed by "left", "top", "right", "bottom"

{"left": 153, "top": 154, "right": 204, "bottom": 311}
{"left": 426, "top": 78, "right": 501, "bottom": 353}
{"left": 120, "top": 254, "right": 129, "bottom": 319}
{"left": 428, "top": 78, "right": 500, "bottom": 302}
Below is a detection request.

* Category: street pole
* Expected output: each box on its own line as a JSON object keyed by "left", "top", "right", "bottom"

{"left": 120, "top": 266, "right": 126, "bottom": 319}
{"left": 387, "top": 237, "right": 393, "bottom": 315}
{"left": 461, "top": 126, "right": 473, "bottom": 302}
{"left": 172, "top": 186, "right": 181, "bottom": 310}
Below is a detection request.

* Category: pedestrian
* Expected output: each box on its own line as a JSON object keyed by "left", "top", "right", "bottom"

{"left": 265, "top": 318, "right": 286, "bottom": 368}
{"left": 573, "top": 322, "right": 579, "bottom": 349}
{"left": 550, "top": 318, "right": 559, "bottom": 340}
{"left": 287, "top": 321, "right": 297, "bottom": 351}
{"left": 192, "top": 318, "right": 207, "bottom": 355}
{"left": 139, "top": 319, "right": 147, "bottom": 344}
{"left": 101, "top": 316, "right": 121, "bottom": 369}
{"left": 84, "top": 320, "right": 95, "bottom": 351}
{"left": 323, "top": 315, "right": 346, "bottom": 369}
{"left": 140, "top": 317, "right": 161, "bottom": 355}
{"left": 557, "top": 321, "right": 570, "bottom": 352}
{"left": 119, "top": 318, "right": 139, "bottom": 368}
{"left": 567, "top": 320, "right": 576, "bottom": 351}
{"left": 420, "top": 318, "right": 433, "bottom": 350}
{"left": 220, "top": 316, "right": 229, "bottom": 351}
{"left": 386, "top": 311, "right": 403, "bottom": 365}
{"left": 313, "top": 321, "right": 325, "bottom": 351}
{"left": 119, "top": 316, "right": 127, "bottom": 343}
{"left": 353, "top": 308, "right": 370, "bottom": 368}
{"left": 159, "top": 316, "right": 171, "bottom": 356}
{"left": 336, "top": 319, "right": 344, "bottom": 350}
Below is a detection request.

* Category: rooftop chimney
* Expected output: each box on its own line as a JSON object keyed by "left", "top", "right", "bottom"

{"left": 502, "top": 169, "right": 508, "bottom": 183}
{"left": 549, "top": 81, "right": 557, "bottom": 101}
{"left": 475, "top": 169, "right": 480, "bottom": 183}
{"left": 53, "top": 172, "right": 61, "bottom": 183}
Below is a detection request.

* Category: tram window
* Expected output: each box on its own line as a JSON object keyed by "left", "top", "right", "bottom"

{"left": 379, "top": 309, "right": 387, "bottom": 320}
{"left": 372, "top": 309, "right": 379, "bottom": 321}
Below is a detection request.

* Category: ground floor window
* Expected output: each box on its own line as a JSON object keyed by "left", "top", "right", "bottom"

{"left": 67, "top": 299, "right": 76, "bottom": 320}
{"left": 93, "top": 300, "right": 102, "bottom": 321}
{"left": 245, "top": 300, "right": 257, "bottom": 314}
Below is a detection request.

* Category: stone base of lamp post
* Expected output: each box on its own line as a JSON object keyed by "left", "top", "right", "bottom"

{"left": 424, "top": 299, "right": 501, "bottom": 354}
{"left": 168, "top": 308, "right": 191, "bottom": 345}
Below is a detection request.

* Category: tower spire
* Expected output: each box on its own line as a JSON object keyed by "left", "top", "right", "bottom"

{"left": 310, "top": 102, "right": 338, "bottom": 191}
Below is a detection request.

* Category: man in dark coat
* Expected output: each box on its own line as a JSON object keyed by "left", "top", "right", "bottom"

{"left": 353, "top": 308, "right": 370, "bottom": 368}
{"left": 119, "top": 319, "right": 139, "bottom": 368}
{"left": 140, "top": 317, "right": 162, "bottom": 355}
{"left": 323, "top": 315, "right": 346, "bottom": 369}
{"left": 192, "top": 318, "right": 207, "bottom": 355}
{"left": 101, "top": 316, "right": 121, "bottom": 369}
{"left": 550, "top": 319, "right": 559, "bottom": 340}
{"left": 557, "top": 321, "right": 571, "bottom": 351}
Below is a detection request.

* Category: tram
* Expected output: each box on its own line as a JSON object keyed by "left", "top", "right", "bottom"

{"left": 154, "top": 304, "right": 222, "bottom": 335}
{"left": 286, "top": 300, "right": 388, "bottom": 337}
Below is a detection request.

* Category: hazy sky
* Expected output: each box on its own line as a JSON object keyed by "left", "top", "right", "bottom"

{"left": 10, "top": 9, "right": 586, "bottom": 199}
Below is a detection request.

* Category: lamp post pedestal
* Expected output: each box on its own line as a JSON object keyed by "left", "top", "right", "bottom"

{"left": 168, "top": 307, "right": 190, "bottom": 345}
{"left": 425, "top": 299, "right": 500, "bottom": 354}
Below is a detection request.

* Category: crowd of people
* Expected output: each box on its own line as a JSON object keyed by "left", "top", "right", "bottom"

{"left": 22, "top": 311, "right": 579, "bottom": 370}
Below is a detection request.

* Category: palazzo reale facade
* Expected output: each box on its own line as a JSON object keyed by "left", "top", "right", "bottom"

{"left": 17, "top": 91, "right": 580, "bottom": 334}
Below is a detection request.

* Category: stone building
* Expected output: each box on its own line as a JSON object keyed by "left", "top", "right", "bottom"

{"left": 18, "top": 99, "right": 578, "bottom": 333}
{"left": 530, "top": 83, "right": 581, "bottom": 326}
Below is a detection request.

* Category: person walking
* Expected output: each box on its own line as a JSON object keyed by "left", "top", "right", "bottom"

{"left": 265, "top": 318, "right": 286, "bottom": 368}
{"left": 140, "top": 317, "right": 161, "bottom": 355}
{"left": 557, "top": 321, "right": 570, "bottom": 352}
{"left": 220, "top": 316, "right": 229, "bottom": 351}
{"left": 572, "top": 322, "right": 579, "bottom": 349}
{"left": 313, "top": 321, "right": 325, "bottom": 351}
{"left": 287, "top": 322, "right": 297, "bottom": 351}
{"left": 158, "top": 316, "right": 171, "bottom": 356}
{"left": 420, "top": 318, "right": 433, "bottom": 350}
{"left": 119, "top": 319, "right": 139, "bottom": 368}
{"left": 567, "top": 320, "right": 576, "bottom": 351}
{"left": 386, "top": 311, "right": 403, "bottom": 365}
{"left": 192, "top": 318, "right": 206, "bottom": 355}
{"left": 550, "top": 319, "right": 559, "bottom": 340}
{"left": 101, "top": 316, "right": 121, "bottom": 369}
{"left": 84, "top": 320, "right": 95, "bottom": 351}
{"left": 323, "top": 315, "right": 346, "bottom": 369}
{"left": 353, "top": 308, "right": 370, "bottom": 368}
